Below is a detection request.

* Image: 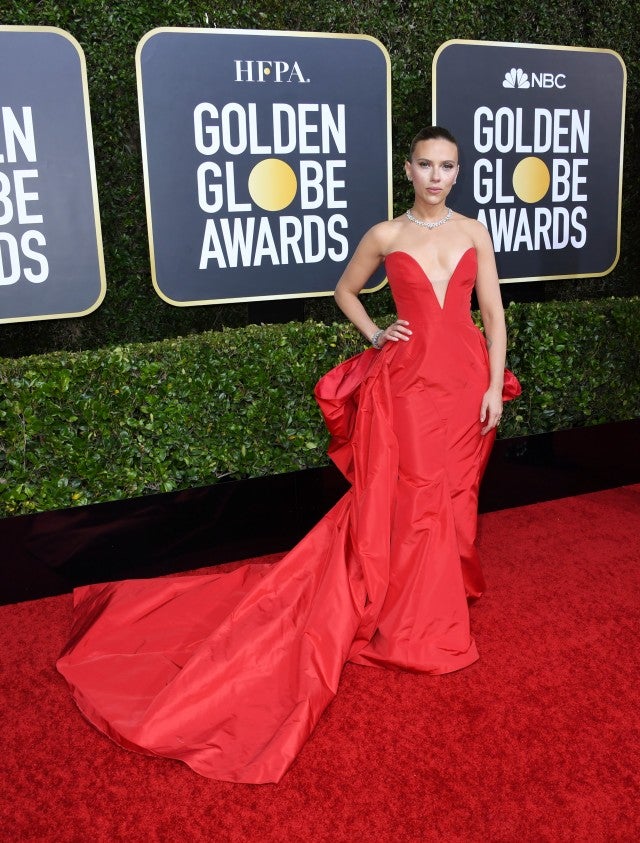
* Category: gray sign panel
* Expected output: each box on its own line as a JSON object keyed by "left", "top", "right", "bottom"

{"left": 434, "top": 40, "right": 626, "bottom": 283}
{"left": 137, "top": 29, "right": 391, "bottom": 305}
{"left": 0, "top": 27, "right": 105, "bottom": 323}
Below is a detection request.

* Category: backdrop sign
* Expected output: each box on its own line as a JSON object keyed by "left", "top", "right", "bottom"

{"left": 0, "top": 27, "right": 105, "bottom": 324}
{"left": 136, "top": 28, "right": 391, "bottom": 305}
{"left": 433, "top": 40, "right": 626, "bottom": 283}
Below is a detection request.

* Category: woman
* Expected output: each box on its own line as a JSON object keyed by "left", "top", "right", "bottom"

{"left": 57, "top": 127, "right": 519, "bottom": 784}
{"left": 327, "top": 125, "right": 515, "bottom": 671}
{"left": 336, "top": 125, "right": 506, "bottom": 437}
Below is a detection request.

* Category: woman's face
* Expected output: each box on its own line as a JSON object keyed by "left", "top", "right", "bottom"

{"left": 405, "top": 138, "right": 459, "bottom": 205}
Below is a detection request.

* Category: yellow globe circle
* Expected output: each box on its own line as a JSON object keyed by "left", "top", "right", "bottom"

{"left": 512, "top": 156, "right": 551, "bottom": 203}
{"left": 248, "top": 158, "right": 297, "bottom": 212}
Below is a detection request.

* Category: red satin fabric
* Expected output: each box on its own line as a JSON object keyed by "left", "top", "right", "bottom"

{"left": 57, "top": 248, "right": 520, "bottom": 783}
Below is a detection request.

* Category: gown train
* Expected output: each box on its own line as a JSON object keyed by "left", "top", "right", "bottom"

{"left": 57, "top": 247, "right": 520, "bottom": 783}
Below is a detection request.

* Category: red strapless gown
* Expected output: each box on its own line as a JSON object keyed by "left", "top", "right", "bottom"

{"left": 57, "top": 248, "right": 520, "bottom": 783}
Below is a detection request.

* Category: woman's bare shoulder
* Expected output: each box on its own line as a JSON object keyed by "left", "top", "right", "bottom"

{"left": 454, "top": 213, "right": 494, "bottom": 249}
{"left": 358, "top": 216, "right": 406, "bottom": 256}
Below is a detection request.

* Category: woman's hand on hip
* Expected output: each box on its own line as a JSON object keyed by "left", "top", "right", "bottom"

{"left": 377, "top": 320, "right": 412, "bottom": 347}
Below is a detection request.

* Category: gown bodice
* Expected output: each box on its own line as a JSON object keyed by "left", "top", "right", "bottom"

{"left": 384, "top": 247, "right": 478, "bottom": 327}
{"left": 379, "top": 247, "right": 490, "bottom": 399}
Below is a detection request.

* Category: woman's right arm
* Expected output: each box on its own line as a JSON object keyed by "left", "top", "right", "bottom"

{"left": 334, "top": 225, "right": 411, "bottom": 348}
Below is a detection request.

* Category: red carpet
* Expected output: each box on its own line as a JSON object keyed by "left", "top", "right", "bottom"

{"left": 2, "top": 485, "right": 639, "bottom": 842}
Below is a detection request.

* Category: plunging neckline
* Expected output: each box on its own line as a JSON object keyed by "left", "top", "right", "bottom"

{"left": 386, "top": 247, "right": 476, "bottom": 310}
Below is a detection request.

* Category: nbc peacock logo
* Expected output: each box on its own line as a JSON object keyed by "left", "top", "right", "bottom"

{"left": 503, "top": 68, "right": 530, "bottom": 89}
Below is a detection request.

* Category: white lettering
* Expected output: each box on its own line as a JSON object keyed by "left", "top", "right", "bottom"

{"left": 247, "top": 103, "right": 271, "bottom": 154}
{"left": 13, "top": 170, "right": 42, "bottom": 223}
{"left": 534, "top": 207, "right": 552, "bottom": 250}
{"left": 571, "top": 207, "right": 587, "bottom": 248}
{"left": 552, "top": 206, "right": 570, "bottom": 249}
{"left": 552, "top": 158, "right": 588, "bottom": 202}
{"left": 321, "top": 104, "right": 346, "bottom": 154}
{"left": 327, "top": 214, "right": 349, "bottom": 261}
{"left": 479, "top": 206, "right": 588, "bottom": 252}
{"left": 194, "top": 102, "right": 346, "bottom": 156}
{"left": 220, "top": 103, "right": 247, "bottom": 154}
{"left": 0, "top": 172, "right": 13, "bottom": 224}
{"left": 253, "top": 217, "right": 280, "bottom": 265}
{"left": 273, "top": 104, "right": 296, "bottom": 154}
{"left": 199, "top": 219, "right": 226, "bottom": 269}
{"left": 474, "top": 159, "right": 493, "bottom": 204}
{"left": 194, "top": 103, "right": 218, "bottom": 154}
{"left": 21, "top": 230, "right": 48, "bottom": 283}
{"left": 224, "top": 161, "right": 251, "bottom": 212}
{"left": 198, "top": 214, "right": 350, "bottom": 269}
{"left": 0, "top": 232, "right": 20, "bottom": 284}
{"left": 234, "top": 60, "right": 254, "bottom": 82}
{"left": 473, "top": 159, "right": 514, "bottom": 205}
{"left": 220, "top": 217, "right": 255, "bottom": 267}
{"left": 474, "top": 107, "right": 494, "bottom": 154}
{"left": 0, "top": 169, "right": 43, "bottom": 224}
{"left": 299, "top": 161, "right": 324, "bottom": 210}
{"left": 326, "top": 160, "right": 347, "bottom": 208}
{"left": 279, "top": 216, "right": 304, "bottom": 264}
{"left": 474, "top": 107, "right": 590, "bottom": 154}
{"left": 0, "top": 107, "right": 36, "bottom": 164}
{"left": 553, "top": 109, "right": 571, "bottom": 154}
{"left": 298, "top": 104, "right": 320, "bottom": 154}
{"left": 303, "top": 215, "right": 325, "bottom": 262}
{"left": 513, "top": 208, "right": 534, "bottom": 251}
{"left": 196, "top": 162, "right": 223, "bottom": 213}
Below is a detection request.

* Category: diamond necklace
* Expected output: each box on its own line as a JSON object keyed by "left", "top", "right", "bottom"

{"left": 405, "top": 207, "right": 452, "bottom": 229}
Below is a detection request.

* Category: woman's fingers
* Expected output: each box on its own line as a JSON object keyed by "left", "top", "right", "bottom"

{"left": 384, "top": 320, "right": 412, "bottom": 342}
{"left": 480, "top": 392, "right": 502, "bottom": 435}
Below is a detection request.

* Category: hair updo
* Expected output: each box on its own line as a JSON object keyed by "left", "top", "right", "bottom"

{"left": 408, "top": 126, "right": 459, "bottom": 161}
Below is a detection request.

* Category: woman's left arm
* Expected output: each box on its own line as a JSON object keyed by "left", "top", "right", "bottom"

{"left": 472, "top": 222, "right": 507, "bottom": 435}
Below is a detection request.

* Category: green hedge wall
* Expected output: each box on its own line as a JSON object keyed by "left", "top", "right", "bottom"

{"left": 2, "top": 2, "right": 638, "bottom": 517}
{"left": 0, "top": 0, "right": 638, "bottom": 357}
{"left": 2, "top": 297, "right": 639, "bottom": 517}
